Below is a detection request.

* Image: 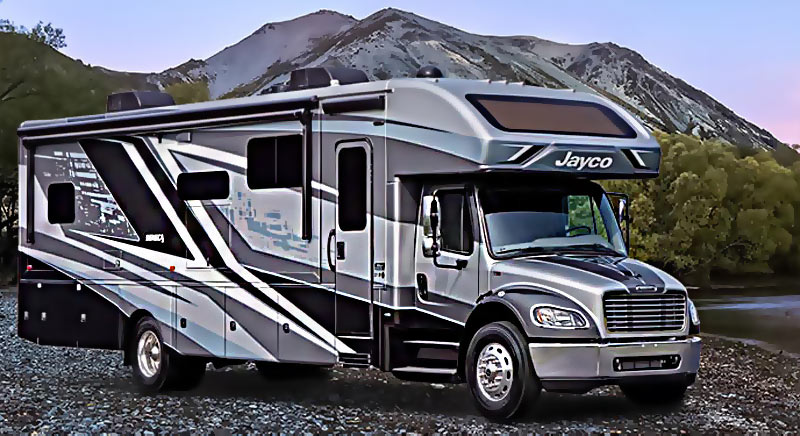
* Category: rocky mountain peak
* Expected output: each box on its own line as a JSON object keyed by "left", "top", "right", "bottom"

{"left": 150, "top": 8, "right": 782, "bottom": 150}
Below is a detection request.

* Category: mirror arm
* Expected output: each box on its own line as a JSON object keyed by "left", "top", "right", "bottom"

{"left": 428, "top": 199, "right": 467, "bottom": 270}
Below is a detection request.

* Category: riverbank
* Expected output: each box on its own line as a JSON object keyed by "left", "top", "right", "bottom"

{"left": 0, "top": 293, "right": 798, "bottom": 432}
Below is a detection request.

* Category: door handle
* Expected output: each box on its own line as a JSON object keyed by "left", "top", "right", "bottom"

{"left": 416, "top": 273, "right": 428, "bottom": 299}
{"left": 326, "top": 229, "right": 336, "bottom": 271}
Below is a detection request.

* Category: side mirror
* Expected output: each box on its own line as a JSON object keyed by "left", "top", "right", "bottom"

{"left": 607, "top": 192, "right": 630, "bottom": 252}
{"left": 422, "top": 195, "right": 441, "bottom": 256}
{"left": 430, "top": 197, "right": 440, "bottom": 253}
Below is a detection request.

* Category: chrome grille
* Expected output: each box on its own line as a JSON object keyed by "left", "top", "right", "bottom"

{"left": 603, "top": 291, "right": 686, "bottom": 332}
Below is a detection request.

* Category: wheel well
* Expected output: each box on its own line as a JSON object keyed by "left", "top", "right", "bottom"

{"left": 122, "top": 309, "right": 152, "bottom": 365}
{"left": 458, "top": 301, "right": 526, "bottom": 379}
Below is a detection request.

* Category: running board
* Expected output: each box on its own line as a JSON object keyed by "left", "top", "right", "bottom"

{"left": 391, "top": 366, "right": 460, "bottom": 383}
{"left": 339, "top": 352, "right": 371, "bottom": 368}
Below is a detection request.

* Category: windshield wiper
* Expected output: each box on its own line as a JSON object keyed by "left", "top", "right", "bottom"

{"left": 567, "top": 244, "right": 625, "bottom": 257}
{"left": 495, "top": 246, "right": 559, "bottom": 256}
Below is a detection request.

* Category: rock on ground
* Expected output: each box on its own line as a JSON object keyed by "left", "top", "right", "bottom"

{"left": 0, "top": 292, "right": 798, "bottom": 432}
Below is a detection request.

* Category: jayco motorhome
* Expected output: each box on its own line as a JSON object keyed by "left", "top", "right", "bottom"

{"left": 17, "top": 67, "right": 701, "bottom": 418}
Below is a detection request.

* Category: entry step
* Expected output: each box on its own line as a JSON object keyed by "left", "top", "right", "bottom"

{"left": 391, "top": 366, "right": 459, "bottom": 383}
{"left": 339, "top": 352, "right": 371, "bottom": 368}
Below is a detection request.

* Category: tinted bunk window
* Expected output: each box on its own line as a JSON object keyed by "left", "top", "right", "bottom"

{"left": 177, "top": 171, "right": 229, "bottom": 200}
{"left": 467, "top": 94, "right": 636, "bottom": 138}
{"left": 247, "top": 135, "right": 303, "bottom": 189}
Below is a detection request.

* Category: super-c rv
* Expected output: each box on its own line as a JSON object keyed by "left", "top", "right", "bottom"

{"left": 17, "top": 67, "right": 701, "bottom": 418}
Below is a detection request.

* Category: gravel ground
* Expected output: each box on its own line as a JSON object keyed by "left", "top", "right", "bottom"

{"left": 0, "top": 292, "right": 798, "bottom": 433}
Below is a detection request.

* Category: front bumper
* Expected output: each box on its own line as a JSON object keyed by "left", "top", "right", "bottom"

{"left": 529, "top": 336, "right": 701, "bottom": 390}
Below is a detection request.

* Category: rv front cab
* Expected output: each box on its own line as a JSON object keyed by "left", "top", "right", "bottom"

{"left": 415, "top": 177, "right": 701, "bottom": 418}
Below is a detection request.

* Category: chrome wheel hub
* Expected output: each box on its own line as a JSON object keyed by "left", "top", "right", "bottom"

{"left": 137, "top": 330, "right": 161, "bottom": 378}
{"left": 476, "top": 342, "right": 513, "bottom": 402}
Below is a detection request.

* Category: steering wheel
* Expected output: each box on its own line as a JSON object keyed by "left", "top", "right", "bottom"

{"left": 565, "top": 225, "right": 592, "bottom": 237}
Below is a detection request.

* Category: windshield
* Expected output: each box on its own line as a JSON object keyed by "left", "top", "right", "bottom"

{"left": 479, "top": 184, "right": 627, "bottom": 257}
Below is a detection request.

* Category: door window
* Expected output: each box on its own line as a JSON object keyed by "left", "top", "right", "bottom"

{"left": 436, "top": 190, "right": 472, "bottom": 254}
{"left": 337, "top": 147, "right": 367, "bottom": 231}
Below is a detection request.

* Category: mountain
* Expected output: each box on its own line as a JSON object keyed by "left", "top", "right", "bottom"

{"left": 151, "top": 8, "right": 781, "bottom": 150}
{"left": 159, "top": 10, "right": 357, "bottom": 98}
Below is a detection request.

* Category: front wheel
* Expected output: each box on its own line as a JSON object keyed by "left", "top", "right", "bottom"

{"left": 465, "top": 321, "right": 541, "bottom": 419}
{"left": 620, "top": 382, "right": 688, "bottom": 405}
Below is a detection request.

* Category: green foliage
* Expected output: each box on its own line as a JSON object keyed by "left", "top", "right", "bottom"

{"left": 164, "top": 81, "right": 210, "bottom": 104}
{"left": 0, "top": 32, "right": 155, "bottom": 283}
{"left": 605, "top": 132, "right": 800, "bottom": 282}
{"left": 0, "top": 19, "right": 66, "bottom": 48}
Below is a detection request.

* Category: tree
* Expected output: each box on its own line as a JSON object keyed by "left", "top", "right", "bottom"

{"left": 164, "top": 80, "right": 210, "bottom": 104}
{"left": 0, "top": 19, "right": 66, "bottom": 49}
{"left": 28, "top": 21, "right": 66, "bottom": 49}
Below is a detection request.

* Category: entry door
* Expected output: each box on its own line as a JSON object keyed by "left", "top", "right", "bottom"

{"left": 334, "top": 141, "right": 373, "bottom": 336}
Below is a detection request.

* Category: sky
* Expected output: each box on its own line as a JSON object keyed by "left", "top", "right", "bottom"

{"left": 1, "top": 0, "right": 798, "bottom": 144}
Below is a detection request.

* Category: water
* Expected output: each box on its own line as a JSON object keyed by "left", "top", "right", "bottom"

{"left": 692, "top": 286, "right": 800, "bottom": 355}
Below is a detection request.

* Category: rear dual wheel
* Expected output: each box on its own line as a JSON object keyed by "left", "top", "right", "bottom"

{"left": 130, "top": 316, "right": 206, "bottom": 392}
{"left": 466, "top": 321, "right": 541, "bottom": 419}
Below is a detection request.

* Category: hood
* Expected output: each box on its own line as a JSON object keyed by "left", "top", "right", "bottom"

{"left": 489, "top": 255, "right": 686, "bottom": 337}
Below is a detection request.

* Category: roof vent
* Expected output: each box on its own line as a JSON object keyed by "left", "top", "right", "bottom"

{"left": 288, "top": 67, "right": 369, "bottom": 91}
{"left": 107, "top": 91, "right": 175, "bottom": 113}
{"left": 416, "top": 65, "right": 443, "bottom": 79}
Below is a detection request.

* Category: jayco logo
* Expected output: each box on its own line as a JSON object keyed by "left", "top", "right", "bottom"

{"left": 554, "top": 151, "right": 613, "bottom": 170}
{"left": 145, "top": 234, "right": 165, "bottom": 243}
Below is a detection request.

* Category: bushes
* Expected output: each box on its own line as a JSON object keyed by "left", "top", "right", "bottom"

{"left": 606, "top": 132, "right": 800, "bottom": 283}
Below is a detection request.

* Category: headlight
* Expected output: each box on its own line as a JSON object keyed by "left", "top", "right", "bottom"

{"left": 687, "top": 298, "right": 700, "bottom": 326}
{"left": 531, "top": 306, "right": 588, "bottom": 329}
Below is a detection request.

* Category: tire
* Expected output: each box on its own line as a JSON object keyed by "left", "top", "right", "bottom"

{"left": 130, "top": 316, "right": 205, "bottom": 392}
{"left": 620, "top": 382, "right": 688, "bottom": 405}
{"left": 255, "top": 361, "right": 330, "bottom": 380}
{"left": 465, "top": 321, "right": 541, "bottom": 420}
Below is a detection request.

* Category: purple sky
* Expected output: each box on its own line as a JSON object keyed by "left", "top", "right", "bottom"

{"left": 1, "top": 0, "right": 798, "bottom": 143}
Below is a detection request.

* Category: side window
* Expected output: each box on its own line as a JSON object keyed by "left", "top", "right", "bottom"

{"left": 436, "top": 190, "right": 472, "bottom": 254}
{"left": 592, "top": 200, "right": 609, "bottom": 239}
{"left": 48, "top": 182, "right": 75, "bottom": 224}
{"left": 247, "top": 135, "right": 303, "bottom": 189}
{"left": 177, "top": 171, "right": 229, "bottom": 200}
{"left": 338, "top": 147, "right": 367, "bottom": 231}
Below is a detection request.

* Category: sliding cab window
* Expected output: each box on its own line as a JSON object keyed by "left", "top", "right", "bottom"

{"left": 466, "top": 94, "right": 636, "bottom": 138}
{"left": 436, "top": 190, "right": 473, "bottom": 254}
{"left": 177, "top": 171, "right": 230, "bottom": 200}
{"left": 48, "top": 182, "right": 75, "bottom": 224}
{"left": 247, "top": 135, "right": 303, "bottom": 189}
{"left": 338, "top": 147, "right": 367, "bottom": 231}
